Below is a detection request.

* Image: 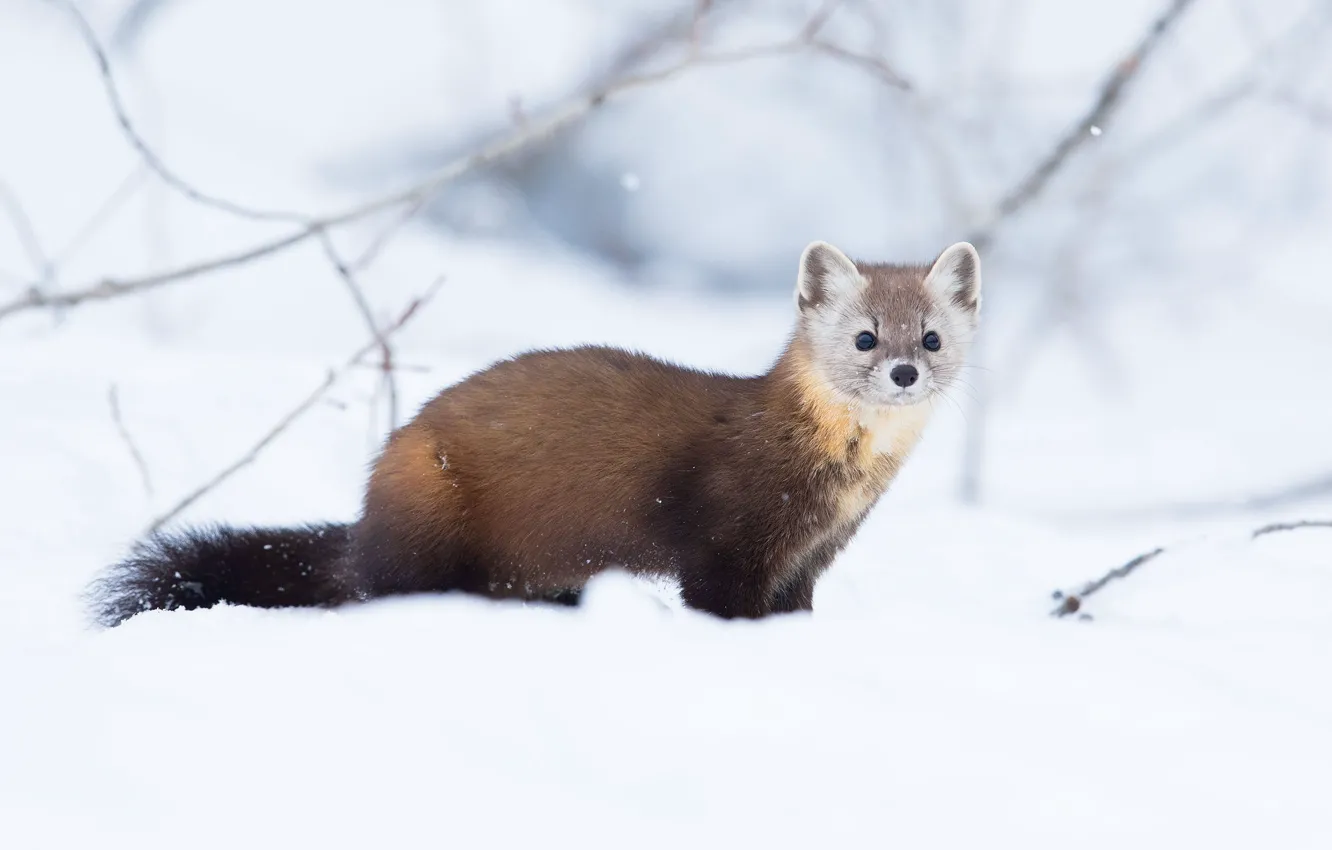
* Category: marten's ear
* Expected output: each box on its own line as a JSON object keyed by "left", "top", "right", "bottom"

{"left": 924, "top": 241, "right": 982, "bottom": 317}
{"left": 796, "top": 241, "right": 864, "bottom": 312}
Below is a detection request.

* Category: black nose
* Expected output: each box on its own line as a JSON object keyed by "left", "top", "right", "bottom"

{"left": 889, "top": 364, "right": 919, "bottom": 388}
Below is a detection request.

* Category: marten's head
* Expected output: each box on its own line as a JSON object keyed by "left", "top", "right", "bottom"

{"left": 794, "top": 240, "right": 981, "bottom": 409}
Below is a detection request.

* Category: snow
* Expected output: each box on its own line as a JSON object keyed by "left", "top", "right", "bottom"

{"left": 3, "top": 1, "right": 1332, "bottom": 848}
{"left": 5, "top": 523, "right": 1331, "bottom": 848}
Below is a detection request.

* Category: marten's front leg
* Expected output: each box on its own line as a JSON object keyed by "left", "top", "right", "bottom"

{"left": 771, "top": 536, "right": 845, "bottom": 613}
{"left": 677, "top": 548, "right": 773, "bottom": 619}
{"left": 769, "top": 569, "right": 816, "bottom": 614}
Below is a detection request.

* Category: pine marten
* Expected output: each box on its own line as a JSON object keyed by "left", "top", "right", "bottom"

{"left": 90, "top": 240, "right": 981, "bottom": 625}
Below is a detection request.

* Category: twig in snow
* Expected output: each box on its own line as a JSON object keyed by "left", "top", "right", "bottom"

{"left": 108, "top": 384, "right": 153, "bottom": 497}
{"left": 1052, "top": 516, "right": 1332, "bottom": 617}
{"left": 143, "top": 276, "right": 445, "bottom": 536}
{"left": 1050, "top": 547, "right": 1166, "bottom": 617}
{"left": 1252, "top": 519, "right": 1332, "bottom": 539}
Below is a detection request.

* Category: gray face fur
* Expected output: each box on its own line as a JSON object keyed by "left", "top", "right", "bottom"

{"left": 794, "top": 241, "right": 982, "bottom": 408}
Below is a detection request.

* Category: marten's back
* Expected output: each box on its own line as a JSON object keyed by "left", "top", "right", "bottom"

{"left": 362, "top": 346, "right": 774, "bottom": 587}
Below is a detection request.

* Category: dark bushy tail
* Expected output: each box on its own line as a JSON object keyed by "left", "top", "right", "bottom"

{"left": 89, "top": 523, "right": 363, "bottom": 627}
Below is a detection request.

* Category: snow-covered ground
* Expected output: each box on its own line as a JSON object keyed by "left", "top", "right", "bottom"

{"left": 3, "top": 1, "right": 1332, "bottom": 847}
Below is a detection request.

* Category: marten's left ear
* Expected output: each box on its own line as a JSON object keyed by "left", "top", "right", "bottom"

{"left": 925, "top": 241, "right": 982, "bottom": 317}
{"left": 796, "top": 241, "right": 864, "bottom": 312}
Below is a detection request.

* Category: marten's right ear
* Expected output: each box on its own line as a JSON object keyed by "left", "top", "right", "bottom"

{"left": 796, "top": 241, "right": 863, "bottom": 312}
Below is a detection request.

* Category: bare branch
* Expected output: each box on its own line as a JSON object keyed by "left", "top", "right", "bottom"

{"left": 349, "top": 360, "right": 430, "bottom": 375}
{"left": 807, "top": 38, "right": 911, "bottom": 90}
{"left": 144, "top": 276, "right": 445, "bottom": 536}
{"left": 597, "top": 1, "right": 727, "bottom": 81}
{"left": 968, "top": 0, "right": 1197, "bottom": 249}
{"left": 111, "top": 0, "right": 180, "bottom": 53}
{"left": 318, "top": 231, "right": 399, "bottom": 429}
{"left": 1050, "top": 547, "right": 1165, "bottom": 617}
{"left": 1052, "top": 516, "right": 1332, "bottom": 617}
{"left": 0, "top": 225, "right": 316, "bottom": 321}
{"left": 108, "top": 384, "right": 153, "bottom": 497}
{"left": 799, "top": 0, "right": 844, "bottom": 42}
{"left": 2, "top": 6, "right": 914, "bottom": 327}
{"left": 52, "top": 0, "right": 311, "bottom": 224}
{"left": 1252, "top": 519, "right": 1332, "bottom": 539}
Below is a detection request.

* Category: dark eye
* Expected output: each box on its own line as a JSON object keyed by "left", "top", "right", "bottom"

{"left": 922, "top": 331, "right": 941, "bottom": 351}
{"left": 855, "top": 331, "right": 877, "bottom": 351}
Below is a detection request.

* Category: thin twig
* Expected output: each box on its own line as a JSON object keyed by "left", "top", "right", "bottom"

{"left": 0, "top": 225, "right": 316, "bottom": 321}
{"left": 967, "top": 0, "right": 1198, "bottom": 249}
{"left": 143, "top": 276, "right": 445, "bottom": 536}
{"left": 318, "top": 231, "right": 398, "bottom": 429}
{"left": 0, "top": 179, "right": 51, "bottom": 281}
{"left": 52, "top": 166, "right": 151, "bottom": 268}
{"left": 599, "top": 0, "right": 728, "bottom": 84}
{"left": 350, "top": 360, "right": 430, "bottom": 374}
{"left": 1052, "top": 516, "right": 1332, "bottom": 617}
{"left": 807, "top": 38, "right": 911, "bottom": 90}
{"left": 52, "top": 0, "right": 312, "bottom": 224}
{"left": 1252, "top": 519, "right": 1332, "bottom": 539}
{"left": 799, "top": 0, "right": 844, "bottom": 41}
{"left": 1050, "top": 547, "right": 1165, "bottom": 617}
{"left": 108, "top": 384, "right": 153, "bottom": 497}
